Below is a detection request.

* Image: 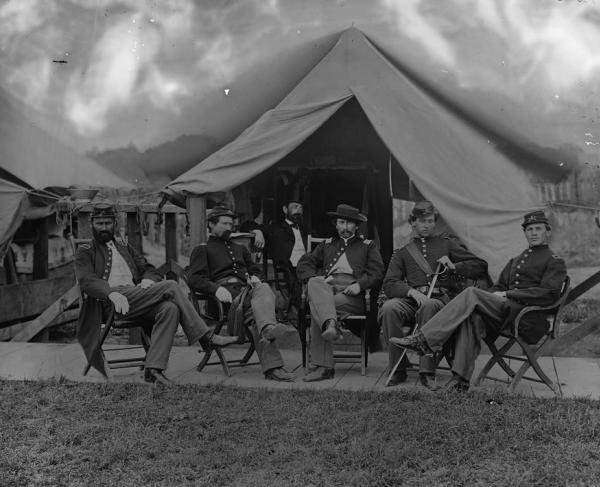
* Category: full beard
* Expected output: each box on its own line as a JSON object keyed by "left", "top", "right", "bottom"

{"left": 289, "top": 214, "right": 303, "bottom": 226}
{"left": 93, "top": 228, "right": 114, "bottom": 244}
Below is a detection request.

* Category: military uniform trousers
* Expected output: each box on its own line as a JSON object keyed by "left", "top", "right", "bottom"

{"left": 420, "top": 287, "right": 508, "bottom": 381}
{"left": 306, "top": 276, "right": 365, "bottom": 369}
{"left": 378, "top": 297, "right": 447, "bottom": 374}
{"left": 225, "top": 281, "right": 284, "bottom": 373}
{"left": 112, "top": 280, "right": 211, "bottom": 370}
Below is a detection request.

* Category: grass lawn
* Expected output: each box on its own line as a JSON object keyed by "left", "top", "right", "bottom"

{"left": 2, "top": 381, "right": 600, "bottom": 486}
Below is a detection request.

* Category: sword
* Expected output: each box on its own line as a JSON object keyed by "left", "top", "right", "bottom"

{"left": 385, "top": 262, "right": 446, "bottom": 386}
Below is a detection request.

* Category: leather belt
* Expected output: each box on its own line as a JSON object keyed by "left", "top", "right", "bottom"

{"left": 216, "top": 276, "right": 245, "bottom": 286}
{"left": 415, "top": 286, "right": 447, "bottom": 296}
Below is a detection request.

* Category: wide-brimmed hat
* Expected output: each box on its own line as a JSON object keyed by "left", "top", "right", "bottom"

{"left": 327, "top": 204, "right": 367, "bottom": 223}
{"left": 410, "top": 201, "right": 437, "bottom": 219}
{"left": 207, "top": 206, "right": 236, "bottom": 220}
{"left": 522, "top": 210, "right": 549, "bottom": 229}
{"left": 91, "top": 202, "right": 117, "bottom": 220}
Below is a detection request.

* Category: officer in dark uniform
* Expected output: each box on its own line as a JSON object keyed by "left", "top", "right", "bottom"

{"left": 378, "top": 201, "right": 489, "bottom": 386}
{"left": 241, "top": 199, "right": 308, "bottom": 316}
{"left": 392, "top": 210, "right": 567, "bottom": 391}
{"left": 186, "top": 206, "right": 295, "bottom": 382}
{"left": 296, "top": 204, "right": 385, "bottom": 382}
{"left": 75, "top": 203, "right": 237, "bottom": 385}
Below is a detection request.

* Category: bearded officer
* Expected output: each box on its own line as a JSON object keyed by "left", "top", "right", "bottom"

{"left": 392, "top": 210, "right": 567, "bottom": 392}
{"left": 75, "top": 203, "right": 237, "bottom": 385}
{"left": 297, "top": 204, "right": 385, "bottom": 382}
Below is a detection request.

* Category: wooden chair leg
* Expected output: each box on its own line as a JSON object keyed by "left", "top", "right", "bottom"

{"left": 510, "top": 339, "right": 559, "bottom": 394}
{"left": 83, "top": 309, "right": 115, "bottom": 376}
{"left": 361, "top": 320, "right": 367, "bottom": 376}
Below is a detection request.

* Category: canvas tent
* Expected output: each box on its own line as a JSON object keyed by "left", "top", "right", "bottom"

{"left": 0, "top": 89, "right": 133, "bottom": 261}
{"left": 163, "top": 28, "right": 560, "bottom": 276}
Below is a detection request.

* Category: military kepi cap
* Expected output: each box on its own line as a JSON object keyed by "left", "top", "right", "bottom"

{"left": 522, "top": 210, "right": 549, "bottom": 229}
{"left": 207, "top": 206, "right": 236, "bottom": 219}
{"left": 327, "top": 204, "right": 367, "bottom": 223}
{"left": 411, "top": 201, "right": 437, "bottom": 218}
{"left": 91, "top": 203, "right": 117, "bottom": 220}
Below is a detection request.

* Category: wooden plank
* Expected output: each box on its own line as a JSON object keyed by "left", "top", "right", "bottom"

{"left": 74, "top": 203, "right": 187, "bottom": 214}
{"left": 187, "top": 196, "right": 207, "bottom": 248}
{"left": 1, "top": 308, "right": 80, "bottom": 342}
{"left": 566, "top": 269, "right": 600, "bottom": 304}
{"left": 0, "top": 269, "right": 76, "bottom": 324}
{"left": 11, "top": 285, "right": 80, "bottom": 342}
{"left": 550, "top": 315, "right": 600, "bottom": 354}
{"left": 33, "top": 216, "right": 49, "bottom": 279}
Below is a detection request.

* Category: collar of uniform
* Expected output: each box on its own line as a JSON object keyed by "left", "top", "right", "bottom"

{"left": 209, "top": 235, "right": 230, "bottom": 244}
{"left": 529, "top": 244, "right": 549, "bottom": 251}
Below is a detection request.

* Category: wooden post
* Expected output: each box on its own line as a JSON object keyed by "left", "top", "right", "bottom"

{"left": 164, "top": 213, "right": 178, "bottom": 280}
{"left": 126, "top": 211, "right": 143, "bottom": 345}
{"left": 126, "top": 212, "right": 143, "bottom": 254}
{"left": 76, "top": 213, "right": 92, "bottom": 239}
{"left": 33, "top": 216, "right": 49, "bottom": 280}
{"left": 187, "top": 196, "right": 207, "bottom": 248}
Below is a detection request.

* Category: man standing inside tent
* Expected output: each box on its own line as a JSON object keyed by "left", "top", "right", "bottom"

{"left": 297, "top": 204, "right": 385, "bottom": 382}
{"left": 242, "top": 199, "right": 308, "bottom": 319}
{"left": 392, "top": 210, "right": 567, "bottom": 392}
{"left": 186, "top": 206, "right": 295, "bottom": 382}
{"left": 378, "top": 201, "right": 489, "bottom": 387}
{"left": 76, "top": 203, "right": 237, "bottom": 385}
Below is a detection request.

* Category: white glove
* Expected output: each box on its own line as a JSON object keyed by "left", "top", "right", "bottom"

{"left": 215, "top": 286, "right": 233, "bottom": 303}
{"left": 108, "top": 292, "right": 130, "bottom": 315}
{"left": 139, "top": 278, "right": 155, "bottom": 289}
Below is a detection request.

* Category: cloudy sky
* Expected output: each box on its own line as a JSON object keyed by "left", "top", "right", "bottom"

{"left": 1, "top": 0, "right": 599, "bottom": 172}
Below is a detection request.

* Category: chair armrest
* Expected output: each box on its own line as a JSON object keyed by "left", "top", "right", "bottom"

{"left": 192, "top": 291, "right": 225, "bottom": 322}
{"left": 513, "top": 289, "right": 570, "bottom": 336}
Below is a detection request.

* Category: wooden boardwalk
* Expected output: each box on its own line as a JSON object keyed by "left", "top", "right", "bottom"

{"left": 1, "top": 341, "right": 599, "bottom": 399}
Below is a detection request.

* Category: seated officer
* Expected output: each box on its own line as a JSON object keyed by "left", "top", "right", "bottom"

{"left": 392, "top": 210, "right": 567, "bottom": 392}
{"left": 378, "top": 201, "right": 488, "bottom": 387}
{"left": 242, "top": 199, "right": 307, "bottom": 316}
{"left": 297, "top": 204, "right": 385, "bottom": 382}
{"left": 75, "top": 203, "right": 237, "bottom": 385}
{"left": 186, "top": 206, "right": 295, "bottom": 382}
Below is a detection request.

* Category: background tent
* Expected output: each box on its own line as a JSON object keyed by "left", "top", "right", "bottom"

{"left": 163, "top": 28, "right": 549, "bottom": 276}
{"left": 0, "top": 88, "right": 133, "bottom": 262}
{"left": 1, "top": 1, "right": 598, "bottom": 272}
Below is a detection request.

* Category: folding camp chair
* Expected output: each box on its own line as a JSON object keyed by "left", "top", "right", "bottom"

{"left": 472, "top": 276, "right": 570, "bottom": 395}
{"left": 82, "top": 297, "right": 152, "bottom": 376}
{"left": 192, "top": 291, "right": 259, "bottom": 377}
{"left": 299, "top": 284, "right": 370, "bottom": 376}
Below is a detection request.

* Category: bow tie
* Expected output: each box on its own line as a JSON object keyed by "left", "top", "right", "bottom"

{"left": 290, "top": 223, "right": 299, "bottom": 230}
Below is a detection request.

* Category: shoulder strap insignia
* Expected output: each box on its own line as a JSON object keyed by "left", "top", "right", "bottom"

{"left": 325, "top": 237, "right": 332, "bottom": 244}
{"left": 363, "top": 239, "right": 372, "bottom": 244}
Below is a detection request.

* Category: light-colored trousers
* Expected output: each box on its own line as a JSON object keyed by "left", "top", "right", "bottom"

{"left": 115, "top": 280, "right": 210, "bottom": 371}
{"left": 227, "top": 282, "right": 285, "bottom": 373}
{"left": 306, "top": 276, "right": 364, "bottom": 368}
{"left": 420, "top": 287, "right": 508, "bottom": 381}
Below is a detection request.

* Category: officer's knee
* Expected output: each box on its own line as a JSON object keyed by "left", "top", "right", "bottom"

{"left": 157, "top": 300, "right": 179, "bottom": 320}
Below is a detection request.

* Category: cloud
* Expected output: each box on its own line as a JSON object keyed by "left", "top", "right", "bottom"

{"left": 381, "top": 0, "right": 456, "bottom": 67}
